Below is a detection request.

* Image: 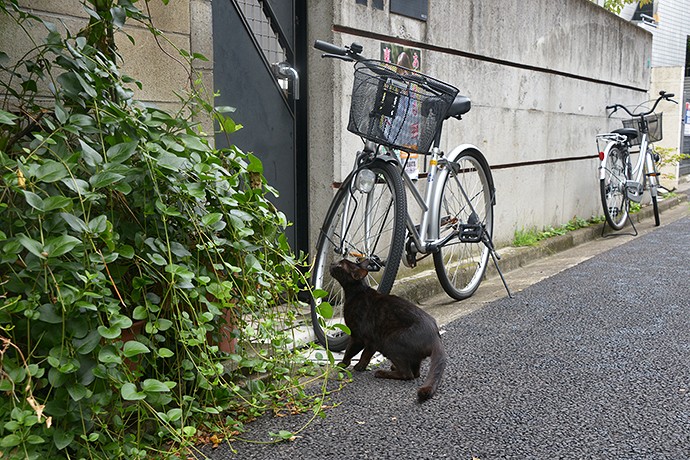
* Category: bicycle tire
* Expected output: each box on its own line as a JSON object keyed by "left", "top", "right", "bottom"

{"left": 600, "top": 144, "right": 629, "bottom": 230}
{"left": 310, "top": 158, "right": 407, "bottom": 351}
{"left": 433, "top": 149, "right": 494, "bottom": 300}
{"left": 645, "top": 150, "right": 661, "bottom": 226}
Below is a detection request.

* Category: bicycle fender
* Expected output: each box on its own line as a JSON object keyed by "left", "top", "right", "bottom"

{"left": 599, "top": 142, "right": 617, "bottom": 181}
{"left": 442, "top": 144, "right": 496, "bottom": 204}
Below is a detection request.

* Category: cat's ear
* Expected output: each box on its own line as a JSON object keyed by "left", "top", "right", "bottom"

{"left": 358, "top": 258, "right": 379, "bottom": 273}
{"left": 352, "top": 267, "right": 368, "bottom": 280}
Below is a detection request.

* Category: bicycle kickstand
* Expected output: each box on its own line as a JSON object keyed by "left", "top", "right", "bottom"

{"left": 483, "top": 234, "right": 513, "bottom": 299}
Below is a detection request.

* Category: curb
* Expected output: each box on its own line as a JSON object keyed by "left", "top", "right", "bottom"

{"left": 391, "top": 193, "right": 688, "bottom": 305}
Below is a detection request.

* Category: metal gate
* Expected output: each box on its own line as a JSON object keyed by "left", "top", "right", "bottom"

{"left": 212, "top": 0, "right": 307, "bottom": 252}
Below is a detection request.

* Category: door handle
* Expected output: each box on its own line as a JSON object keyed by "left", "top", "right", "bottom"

{"left": 272, "top": 62, "right": 300, "bottom": 100}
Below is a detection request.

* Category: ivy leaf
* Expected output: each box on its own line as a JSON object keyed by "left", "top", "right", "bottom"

{"left": 316, "top": 301, "right": 333, "bottom": 319}
{"left": 110, "top": 6, "right": 126, "bottom": 28}
{"left": 97, "top": 346, "right": 121, "bottom": 364}
{"left": 269, "top": 430, "right": 296, "bottom": 441}
{"left": 53, "top": 429, "right": 74, "bottom": 450}
{"left": 201, "top": 213, "right": 223, "bottom": 227}
{"left": 60, "top": 213, "right": 88, "bottom": 233}
{"left": 118, "top": 244, "right": 135, "bottom": 258}
{"left": 61, "top": 177, "right": 90, "bottom": 194}
{"left": 219, "top": 116, "right": 242, "bottom": 134}
{"left": 142, "top": 378, "right": 171, "bottom": 393}
{"left": 244, "top": 254, "right": 262, "bottom": 272}
{"left": 147, "top": 253, "right": 167, "bottom": 266}
{"left": 180, "top": 134, "right": 207, "bottom": 152}
{"left": 334, "top": 323, "right": 351, "bottom": 335}
{"left": 37, "top": 303, "right": 64, "bottom": 324}
{"left": 247, "top": 153, "right": 263, "bottom": 173}
{"left": 157, "top": 348, "right": 174, "bottom": 358}
{"left": 107, "top": 141, "right": 137, "bottom": 163}
{"left": 73, "top": 71, "right": 97, "bottom": 98}
{"left": 17, "top": 234, "right": 46, "bottom": 259}
{"left": 0, "top": 434, "right": 21, "bottom": 448}
{"left": 312, "top": 289, "right": 328, "bottom": 300}
{"left": 79, "top": 139, "right": 103, "bottom": 167}
{"left": 73, "top": 330, "right": 101, "bottom": 354}
{"left": 23, "top": 191, "right": 45, "bottom": 211}
{"left": 90, "top": 171, "right": 124, "bottom": 189}
{"left": 121, "top": 383, "right": 146, "bottom": 401}
{"left": 36, "top": 160, "right": 68, "bottom": 182}
{"left": 66, "top": 383, "right": 88, "bottom": 401}
{"left": 156, "top": 151, "right": 187, "bottom": 171}
{"left": 42, "top": 196, "right": 72, "bottom": 212}
{"left": 87, "top": 215, "right": 108, "bottom": 234}
{"left": 97, "top": 325, "right": 121, "bottom": 340}
{"left": 44, "top": 234, "right": 81, "bottom": 257}
{"left": 123, "top": 341, "right": 150, "bottom": 358}
{"left": 0, "top": 109, "right": 18, "bottom": 125}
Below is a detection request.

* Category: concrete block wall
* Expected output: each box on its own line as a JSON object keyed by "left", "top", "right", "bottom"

{"left": 307, "top": 0, "right": 652, "bottom": 248}
{"left": 0, "top": 0, "right": 211, "bottom": 120}
{"left": 650, "top": 66, "right": 686, "bottom": 185}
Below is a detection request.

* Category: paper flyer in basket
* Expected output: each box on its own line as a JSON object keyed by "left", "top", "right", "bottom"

{"left": 400, "top": 152, "right": 419, "bottom": 180}
{"left": 380, "top": 43, "right": 422, "bottom": 71}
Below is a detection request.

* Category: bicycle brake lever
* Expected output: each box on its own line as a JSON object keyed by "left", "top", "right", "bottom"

{"left": 320, "top": 53, "right": 354, "bottom": 62}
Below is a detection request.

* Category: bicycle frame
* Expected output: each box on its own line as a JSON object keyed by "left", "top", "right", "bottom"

{"left": 343, "top": 140, "right": 487, "bottom": 261}
{"left": 597, "top": 129, "right": 656, "bottom": 201}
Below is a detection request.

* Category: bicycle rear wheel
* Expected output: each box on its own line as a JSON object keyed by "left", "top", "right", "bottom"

{"left": 310, "top": 158, "right": 406, "bottom": 351}
{"left": 600, "top": 144, "right": 629, "bottom": 230}
{"left": 433, "top": 149, "right": 494, "bottom": 300}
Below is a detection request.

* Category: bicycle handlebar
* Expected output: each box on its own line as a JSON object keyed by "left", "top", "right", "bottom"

{"left": 606, "top": 91, "right": 677, "bottom": 118}
{"left": 314, "top": 40, "right": 365, "bottom": 61}
{"left": 313, "top": 40, "right": 458, "bottom": 97}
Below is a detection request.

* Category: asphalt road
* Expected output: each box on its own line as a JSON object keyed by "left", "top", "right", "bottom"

{"left": 202, "top": 205, "right": 690, "bottom": 460}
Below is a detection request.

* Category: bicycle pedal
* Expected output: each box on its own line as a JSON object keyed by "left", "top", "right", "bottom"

{"left": 458, "top": 223, "right": 483, "bottom": 243}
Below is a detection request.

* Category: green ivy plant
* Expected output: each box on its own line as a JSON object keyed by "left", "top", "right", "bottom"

{"left": 0, "top": 1, "right": 335, "bottom": 458}
{"left": 654, "top": 145, "right": 690, "bottom": 183}
{"left": 512, "top": 215, "right": 604, "bottom": 247}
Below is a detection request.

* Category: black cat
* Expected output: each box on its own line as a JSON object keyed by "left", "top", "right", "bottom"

{"left": 329, "top": 259, "right": 447, "bottom": 402}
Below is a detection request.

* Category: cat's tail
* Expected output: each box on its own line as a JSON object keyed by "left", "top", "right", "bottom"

{"left": 417, "top": 339, "right": 447, "bottom": 402}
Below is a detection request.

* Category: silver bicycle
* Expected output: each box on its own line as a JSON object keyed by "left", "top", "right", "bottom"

{"left": 596, "top": 91, "right": 676, "bottom": 231}
{"left": 310, "top": 40, "right": 508, "bottom": 351}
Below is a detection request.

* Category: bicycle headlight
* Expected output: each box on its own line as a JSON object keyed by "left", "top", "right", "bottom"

{"left": 355, "top": 168, "right": 376, "bottom": 193}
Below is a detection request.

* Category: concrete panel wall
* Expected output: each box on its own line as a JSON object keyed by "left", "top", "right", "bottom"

{"left": 307, "top": 0, "right": 653, "bottom": 247}
{"left": 1, "top": 0, "right": 211, "bottom": 115}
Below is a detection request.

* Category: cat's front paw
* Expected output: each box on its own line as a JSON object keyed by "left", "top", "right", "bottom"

{"left": 353, "top": 362, "right": 368, "bottom": 372}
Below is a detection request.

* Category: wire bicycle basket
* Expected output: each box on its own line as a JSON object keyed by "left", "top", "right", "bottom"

{"left": 347, "top": 60, "right": 459, "bottom": 154}
{"left": 622, "top": 113, "right": 663, "bottom": 146}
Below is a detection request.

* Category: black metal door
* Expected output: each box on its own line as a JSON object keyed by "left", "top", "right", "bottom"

{"left": 212, "top": 0, "right": 307, "bottom": 252}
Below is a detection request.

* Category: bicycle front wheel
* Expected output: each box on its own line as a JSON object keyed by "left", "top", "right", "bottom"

{"left": 310, "top": 158, "right": 406, "bottom": 351}
{"left": 433, "top": 149, "right": 494, "bottom": 300}
{"left": 600, "top": 144, "right": 629, "bottom": 230}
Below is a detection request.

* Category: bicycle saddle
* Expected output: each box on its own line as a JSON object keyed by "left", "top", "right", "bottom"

{"left": 446, "top": 95, "right": 471, "bottom": 119}
{"left": 612, "top": 128, "right": 638, "bottom": 142}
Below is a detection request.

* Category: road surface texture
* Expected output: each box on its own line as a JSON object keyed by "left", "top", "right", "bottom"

{"left": 202, "top": 202, "right": 690, "bottom": 460}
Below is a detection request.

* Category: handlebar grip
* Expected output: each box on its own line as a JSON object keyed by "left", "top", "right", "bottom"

{"left": 314, "top": 40, "right": 347, "bottom": 56}
{"left": 665, "top": 93, "right": 675, "bottom": 98}
{"left": 605, "top": 105, "right": 616, "bottom": 110}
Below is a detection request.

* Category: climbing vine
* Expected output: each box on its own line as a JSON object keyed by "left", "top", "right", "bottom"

{"left": 0, "top": 1, "right": 336, "bottom": 458}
